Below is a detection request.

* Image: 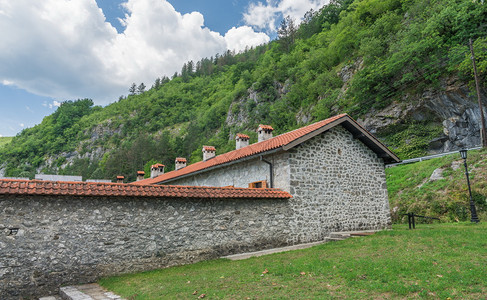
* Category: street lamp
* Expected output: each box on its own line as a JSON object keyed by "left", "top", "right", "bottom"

{"left": 459, "top": 149, "right": 480, "bottom": 223}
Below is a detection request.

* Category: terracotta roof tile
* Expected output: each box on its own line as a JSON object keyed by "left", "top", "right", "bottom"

{"left": 135, "top": 114, "right": 348, "bottom": 185}
{"left": 175, "top": 157, "right": 187, "bottom": 162}
{"left": 202, "top": 145, "right": 216, "bottom": 152}
{"left": 0, "top": 179, "right": 291, "bottom": 199}
{"left": 151, "top": 163, "right": 165, "bottom": 168}
{"left": 236, "top": 133, "right": 250, "bottom": 140}
{"left": 258, "top": 124, "right": 274, "bottom": 131}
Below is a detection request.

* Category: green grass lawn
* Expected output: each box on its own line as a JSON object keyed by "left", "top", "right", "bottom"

{"left": 386, "top": 148, "right": 487, "bottom": 223}
{"left": 99, "top": 223, "right": 487, "bottom": 299}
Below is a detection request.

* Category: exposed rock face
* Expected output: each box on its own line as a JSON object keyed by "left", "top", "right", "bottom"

{"left": 429, "top": 168, "right": 445, "bottom": 181}
{"left": 358, "top": 77, "right": 487, "bottom": 153}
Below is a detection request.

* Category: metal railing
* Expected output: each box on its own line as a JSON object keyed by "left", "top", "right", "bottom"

{"left": 386, "top": 146, "right": 482, "bottom": 168}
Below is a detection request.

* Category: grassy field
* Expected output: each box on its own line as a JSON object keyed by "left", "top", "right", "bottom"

{"left": 99, "top": 223, "right": 487, "bottom": 299}
{"left": 0, "top": 136, "right": 13, "bottom": 149}
{"left": 386, "top": 148, "right": 487, "bottom": 223}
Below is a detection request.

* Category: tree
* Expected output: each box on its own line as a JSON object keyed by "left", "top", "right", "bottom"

{"left": 278, "top": 15, "right": 297, "bottom": 52}
{"left": 137, "top": 83, "right": 146, "bottom": 94}
{"left": 129, "top": 83, "right": 137, "bottom": 95}
{"left": 153, "top": 78, "right": 161, "bottom": 90}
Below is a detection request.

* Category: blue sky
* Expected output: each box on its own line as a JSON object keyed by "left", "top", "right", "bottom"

{"left": 0, "top": 0, "right": 328, "bottom": 137}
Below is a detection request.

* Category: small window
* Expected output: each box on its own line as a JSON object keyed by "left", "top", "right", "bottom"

{"left": 248, "top": 180, "right": 268, "bottom": 189}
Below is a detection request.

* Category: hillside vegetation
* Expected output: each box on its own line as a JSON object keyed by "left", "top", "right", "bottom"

{"left": 0, "top": 0, "right": 486, "bottom": 182}
{"left": 386, "top": 148, "right": 487, "bottom": 222}
{"left": 0, "top": 137, "right": 13, "bottom": 149}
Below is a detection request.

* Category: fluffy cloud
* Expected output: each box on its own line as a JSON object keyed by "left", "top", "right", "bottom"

{"left": 224, "top": 26, "right": 270, "bottom": 52}
{"left": 244, "top": 0, "right": 329, "bottom": 32}
{"left": 42, "top": 100, "right": 63, "bottom": 109}
{"left": 0, "top": 0, "right": 269, "bottom": 104}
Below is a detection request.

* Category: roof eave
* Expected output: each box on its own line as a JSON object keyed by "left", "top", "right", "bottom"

{"left": 154, "top": 146, "right": 286, "bottom": 185}
{"left": 280, "top": 115, "right": 400, "bottom": 163}
{"left": 153, "top": 114, "right": 400, "bottom": 184}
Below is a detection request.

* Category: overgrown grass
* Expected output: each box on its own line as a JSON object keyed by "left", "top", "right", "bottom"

{"left": 0, "top": 136, "right": 13, "bottom": 149}
{"left": 386, "top": 148, "right": 487, "bottom": 223}
{"left": 99, "top": 223, "right": 487, "bottom": 299}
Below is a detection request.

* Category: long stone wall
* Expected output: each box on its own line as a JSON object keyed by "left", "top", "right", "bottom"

{"left": 0, "top": 195, "right": 291, "bottom": 299}
{"left": 287, "top": 126, "right": 391, "bottom": 244}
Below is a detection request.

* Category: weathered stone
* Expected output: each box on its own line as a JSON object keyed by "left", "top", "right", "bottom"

{"left": 0, "top": 196, "right": 290, "bottom": 299}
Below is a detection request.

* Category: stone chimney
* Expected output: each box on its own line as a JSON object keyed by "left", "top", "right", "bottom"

{"left": 202, "top": 146, "right": 216, "bottom": 161}
{"left": 150, "top": 163, "right": 165, "bottom": 178}
{"left": 235, "top": 133, "right": 250, "bottom": 149}
{"left": 257, "top": 125, "right": 274, "bottom": 142}
{"left": 136, "top": 171, "right": 145, "bottom": 181}
{"left": 175, "top": 157, "right": 187, "bottom": 170}
{"left": 116, "top": 175, "right": 124, "bottom": 184}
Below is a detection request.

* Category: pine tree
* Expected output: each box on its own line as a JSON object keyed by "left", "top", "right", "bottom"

{"left": 129, "top": 83, "right": 137, "bottom": 95}
{"left": 137, "top": 83, "right": 146, "bottom": 94}
{"left": 278, "top": 15, "right": 297, "bottom": 52}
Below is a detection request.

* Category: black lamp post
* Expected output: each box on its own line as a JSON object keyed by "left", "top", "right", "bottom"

{"left": 459, "top": 149, "right": 480, "bottom": 223}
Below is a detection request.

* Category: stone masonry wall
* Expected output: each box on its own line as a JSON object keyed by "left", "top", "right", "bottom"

{"left": 287, "top": 126, "right": 391, "bottom": 244}
{"left": 168, "top": 152, "right": 291, "bottom": 192}
{"left": 0, "top": 195, "right": 290, "bottom": 299}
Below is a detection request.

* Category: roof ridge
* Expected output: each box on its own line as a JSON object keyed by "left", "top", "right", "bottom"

{"left": 134, "top": 114, "right": 350, "bottom": 185}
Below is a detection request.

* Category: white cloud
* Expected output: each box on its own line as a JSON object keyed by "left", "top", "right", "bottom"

{"left": 0, "top": 0, "right": 269, "bottom": 105}
{"left": 47, "top": 100, "right": 62, "bottom": 109}
{"left": 0, "top": 134, "right": 3, "bottom": 137}
{"left": 224, "top": 26, "right": 270, "bottom": 53}
{"left": 244, "top": 0, "right": 329, "bottom": 32}
{"left": 20, "top": 123, "right": 24, "bottom": 127}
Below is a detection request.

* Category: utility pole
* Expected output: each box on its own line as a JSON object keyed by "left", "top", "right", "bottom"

{"left": 469, "top": 38, "right": 487, "bottom": 148}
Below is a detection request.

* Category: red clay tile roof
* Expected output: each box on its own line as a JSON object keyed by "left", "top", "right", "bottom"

{"left": 135, "top": 114, "right": 349, "bottom": 185}
{"left": 236, "top": 133, "right": 250, "bottom": 140}
{"left": 137, "top": 171, "right": 145, "bottom": 175}
{"left": 175, "top": 157, "right": 187, "bottom": 163}
{"left": 258, "top": 125, "right": 274, "bottom": 131}
{"left": 134, "top": 113, "right": 399, "bottom": 186}
{"left": 116, "top": 176, "right": 124, "bottom": 179}
{"left": 0, "top": 179, "right": 291, "bottom": 199}
{"left": 151, "top": 163, "right": 165, "bottom": 169}
{"left": 202, "top": 145, "right": 216, "bottom": 152}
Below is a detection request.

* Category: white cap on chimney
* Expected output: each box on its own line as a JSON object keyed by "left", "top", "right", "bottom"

{"left": 136, "top": 171, "right": 145, "bottom": 181}
{"left": 150, "top": 163, "right": 165, "bottom": 178}
{"left": 257, "top": 125, "right": 273, "bottom": 142}
{"left": 235, "top": 133, "right": 250, "bottom": 149}
{"left": 202, "top": 146, "right": 216, "bottom": 161}
{"left": 175, "top": 157, "right": 187, "bottom": 170}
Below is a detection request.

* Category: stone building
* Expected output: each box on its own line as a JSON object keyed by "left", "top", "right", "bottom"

{"left": 0, "top": 113, "right": 400, "bottom": 298}
{"left": 135, "top": 113, "right": 400, "bottom": 242}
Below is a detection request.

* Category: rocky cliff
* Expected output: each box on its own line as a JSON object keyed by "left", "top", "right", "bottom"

{"left": 358, "top": 78, "right": 487, "bottom": 154}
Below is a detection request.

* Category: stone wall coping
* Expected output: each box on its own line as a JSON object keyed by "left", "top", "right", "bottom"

{"left": 0, "top": 179, "right": 291, "bottom": 199}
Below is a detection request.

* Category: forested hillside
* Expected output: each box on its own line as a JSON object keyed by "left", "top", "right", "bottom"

{"left": 1, "top": 0, "right": 486, "bottom": 182}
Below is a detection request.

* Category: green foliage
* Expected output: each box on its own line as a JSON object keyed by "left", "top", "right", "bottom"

{"left": 379, "top": 121, "right": 444, "bottom": 159}
{"left": 386, "top": 148, "right": 487, "bottom": 223}
{"left": 1, "top": 0, "right": 485, "bottom": 181}
{"left": 0, "top": 137, "right": 13, "bottom": 149}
